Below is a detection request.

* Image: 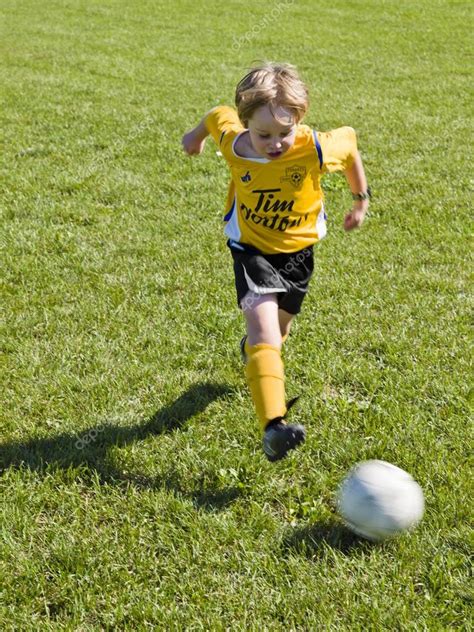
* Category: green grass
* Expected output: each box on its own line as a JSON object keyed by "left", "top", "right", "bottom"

{"left": 1, "top": 0, "right": 472, "bottom": 628}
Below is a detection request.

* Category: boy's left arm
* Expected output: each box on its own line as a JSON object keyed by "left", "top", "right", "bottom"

{"left": 343, "top": 151, "right": 370, "bottom": 231}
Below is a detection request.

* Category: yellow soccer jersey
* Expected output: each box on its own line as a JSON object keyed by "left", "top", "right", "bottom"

{"left": 205, "top": 106, "right": 358, "bottom": 255}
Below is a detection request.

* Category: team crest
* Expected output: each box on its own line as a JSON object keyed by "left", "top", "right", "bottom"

{"left": 281, "top": 165, "right": 307, "bottom": 188}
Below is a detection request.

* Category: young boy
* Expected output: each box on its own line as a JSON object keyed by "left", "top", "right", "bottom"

{"left": 182, "top": 62, "right": 370, "bottom": 462}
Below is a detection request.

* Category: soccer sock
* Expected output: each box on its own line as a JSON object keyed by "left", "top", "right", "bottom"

{"left": 244, "top": 333, "right": 288, "bottom": 357}
{"left": 245, "top": 343, "right": 286, "bottom": 431}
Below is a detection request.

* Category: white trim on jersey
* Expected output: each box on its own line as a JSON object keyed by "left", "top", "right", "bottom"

{"left": 315, "top": 204, "right": 327, "bottom": 240}
{"left": 232, "top": 132, "right": 270, "bottom": 163}
{"left": 224, "top": 195, "right": 242, "bottom": 242}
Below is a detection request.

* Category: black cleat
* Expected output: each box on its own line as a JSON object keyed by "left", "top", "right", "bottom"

{"left": 262, "top": 419, "right": 306, "bottom": 462}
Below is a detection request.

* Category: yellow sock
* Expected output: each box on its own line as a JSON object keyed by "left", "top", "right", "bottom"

{"left": 244, "top": 333, "right": 288, "bottom": 357}
{"left": 245, "top": 343, "right": 286, "bottom": 430}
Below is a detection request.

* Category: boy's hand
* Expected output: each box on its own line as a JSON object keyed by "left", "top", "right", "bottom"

{"left": 344, "top": 200, "right": 369, "bottom": 231}
{"left": 182, "top": 129, "right": 206, "bottom": 155}
{"left": 182, "top": 119, "right": 209, "bottom": 156}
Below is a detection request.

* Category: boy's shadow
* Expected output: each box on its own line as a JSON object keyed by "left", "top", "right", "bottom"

{"left": 0, "top": 382, "right": 239, "bottom": 511}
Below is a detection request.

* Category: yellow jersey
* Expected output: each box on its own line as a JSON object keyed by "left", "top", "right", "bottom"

{"left": 205, "top": 106, "right": 358, "bottom": 254}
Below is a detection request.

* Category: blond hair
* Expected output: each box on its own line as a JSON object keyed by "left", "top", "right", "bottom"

{"left": 235, "top": 62, "right": 309, "bottom": 126}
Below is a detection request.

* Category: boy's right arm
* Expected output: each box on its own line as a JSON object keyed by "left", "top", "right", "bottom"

{"left": 182, "top": 117, "right": 209, "bottom": 156}
{"left": 182, "top": 106, "right": 242, "bottom": 156}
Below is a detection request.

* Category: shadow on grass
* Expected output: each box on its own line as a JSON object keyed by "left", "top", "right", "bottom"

{"left": 282, "top": 519, "right": 372, "bottom": 559}
{"left": 0, "top": 381, "right": 240, "bottom": 511}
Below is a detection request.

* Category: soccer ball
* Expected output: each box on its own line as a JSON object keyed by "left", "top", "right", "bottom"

{"left": 337, "top": 460, "right": 424, "bottom": 541}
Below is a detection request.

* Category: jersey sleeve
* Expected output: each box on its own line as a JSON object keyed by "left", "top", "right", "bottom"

{"left": 317, "top": 126, "right": 358, "bottom": 173}
{"left": 204, "top": 106, "right": 243, "bottom": 146}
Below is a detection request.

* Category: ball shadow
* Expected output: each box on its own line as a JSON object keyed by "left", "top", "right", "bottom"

{"left": 281, "top": 518, "right": 372, "bottom": 559}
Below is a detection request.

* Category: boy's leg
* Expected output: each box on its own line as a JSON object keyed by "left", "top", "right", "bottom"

{"left": 278, "top": 308, "right": 295, "bottom": 341}
{"left": 242, "top": 292, "right": 305, "bottom": 461}
{"left": 243, "top": 293, "right": 282, "bottom": 348}
{"left": 240, "top": 307, "right": 294, "bottom": 363}
{"left": 242, "top": 293, "right": 285, "bottom": 424}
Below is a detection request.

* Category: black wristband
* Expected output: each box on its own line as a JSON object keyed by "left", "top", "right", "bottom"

{"left": 352, "top": 186, "right": 372, "bottom": 201}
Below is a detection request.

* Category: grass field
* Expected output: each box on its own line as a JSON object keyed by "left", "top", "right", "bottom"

{"left": 1, "top": 0, "right": 472, "bottom": 629}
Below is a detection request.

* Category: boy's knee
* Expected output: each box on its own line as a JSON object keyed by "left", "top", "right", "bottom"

{"left": 240, "top": 291, "right": 278, "bottom": 313}
{"left": 241, "top": 292, "right": 282, "bottom": 347}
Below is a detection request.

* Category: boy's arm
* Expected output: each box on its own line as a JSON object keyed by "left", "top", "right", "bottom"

{"left": 343, "top": 151, "right": 370, "bottom": 231}
{"left": 182, "top": 117, "right": 210, "bottom": 156}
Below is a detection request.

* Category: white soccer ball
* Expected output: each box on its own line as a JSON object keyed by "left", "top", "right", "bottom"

{"left": 337, "top": 460, "right": 424, "bottom": 541}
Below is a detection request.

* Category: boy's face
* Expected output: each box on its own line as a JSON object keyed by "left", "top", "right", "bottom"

{"left": 247, "top": 104, "right": 297, "bottom": 160}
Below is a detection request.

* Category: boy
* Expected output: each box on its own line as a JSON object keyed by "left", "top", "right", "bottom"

{"left": 182, "top": 62, "right": 370, "bottom": 462}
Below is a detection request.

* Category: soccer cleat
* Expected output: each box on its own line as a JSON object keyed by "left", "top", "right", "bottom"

{"left": 239, "top": 335, "right": 248, "bottom": 364}
{"left": 262, "top": 419, "right": 306, "bottom": 462}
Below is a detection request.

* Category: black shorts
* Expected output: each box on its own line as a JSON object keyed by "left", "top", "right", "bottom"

{"left": 228, "top": 240, "right": 314, "bottom": 315}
